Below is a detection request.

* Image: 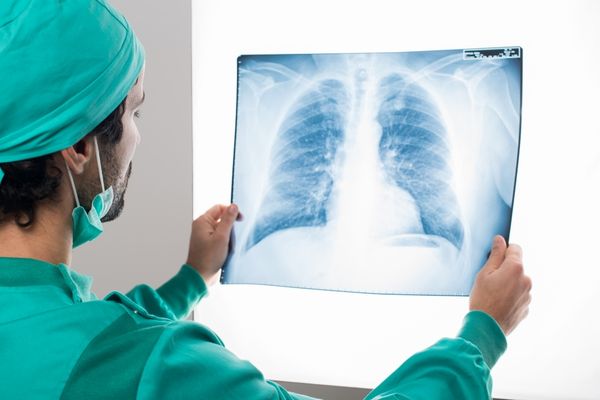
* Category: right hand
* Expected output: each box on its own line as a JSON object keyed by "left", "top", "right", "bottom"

{"left": 469, "top": 235, "right": 532, "bottom": 336}
{"left": 185, "top": 204, "right": 241, "bottom": 287}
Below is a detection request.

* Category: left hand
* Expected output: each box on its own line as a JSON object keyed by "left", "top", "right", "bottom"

{"left": 186, "top": 203, "right": 241, "bottom": 286}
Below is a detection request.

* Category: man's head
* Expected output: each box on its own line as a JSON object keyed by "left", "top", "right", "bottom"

{"left": 0, "top": 0, "right": 145, "bottom": 231}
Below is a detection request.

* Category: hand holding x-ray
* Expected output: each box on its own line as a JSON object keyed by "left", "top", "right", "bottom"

{"left": 470, "top": 236, "right": 532, "bottom": 335}
{"left": 186, "top": 203, "right": 241, "bottom": 286}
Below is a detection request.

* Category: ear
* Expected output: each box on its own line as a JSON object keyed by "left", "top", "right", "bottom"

{"left": 60, "top": 136, "right": 95, "bottom": 176}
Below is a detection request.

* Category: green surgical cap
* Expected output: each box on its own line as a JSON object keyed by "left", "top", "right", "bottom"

{"left": 0, "top": 0, "right": 145, "bottom": 184}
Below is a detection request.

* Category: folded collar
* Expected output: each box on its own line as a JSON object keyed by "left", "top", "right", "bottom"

{"left": 0, "top": 257, "right": 96, "bottom": 303}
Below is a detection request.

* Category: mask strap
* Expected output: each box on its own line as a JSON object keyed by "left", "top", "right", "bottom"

{"left": 65, "top": 137, "right": 105, "bottom": 209}
{"left": 64, "top": 159, "right": 81, "bottom": 208}
{"left": 94, "top": 136, "right": 106, "bottom": 192}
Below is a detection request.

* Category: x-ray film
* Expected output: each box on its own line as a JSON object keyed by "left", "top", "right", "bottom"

{"left": 222, "top": 47, "right": 522, "bottom": 295}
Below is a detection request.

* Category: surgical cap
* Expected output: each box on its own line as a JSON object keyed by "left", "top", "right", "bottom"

{"left": 0, "top": 0, "right": 145, "bottom": 184}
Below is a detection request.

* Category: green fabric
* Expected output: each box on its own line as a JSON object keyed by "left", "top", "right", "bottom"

{"left": 60, "top": 314, "right": 165, "bottom": 400}
{"left": 364, "top": 311, "right": 506, "bottom": 400}
{"left": 0, "top": 257, "right": 506, "bottom": 399}
{"left": 0, "top": 0, "right": 145, "bottom": 183}
{"left": 457, "top": 310, "right": 507, "bottom": 369}
{"left": 127, "top": 264, "right": 208, "bottom": 320}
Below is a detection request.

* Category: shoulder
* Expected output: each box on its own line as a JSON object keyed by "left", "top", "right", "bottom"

{"left": 62, "top": 299, "right": 224, "bottom": 399}
{"left": 62, "top": 288, "right": 233, "bottom": 399}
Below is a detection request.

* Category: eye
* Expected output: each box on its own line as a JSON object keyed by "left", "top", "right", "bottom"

{"left": 134, "top": 110, "right": 142, "bottom": 119}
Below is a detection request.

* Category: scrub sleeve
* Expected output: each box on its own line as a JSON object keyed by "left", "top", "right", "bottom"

{"left": 127, "top": 266, "right": 507, "bottom": 400}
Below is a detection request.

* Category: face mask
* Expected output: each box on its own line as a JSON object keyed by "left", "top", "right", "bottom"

{"left": 65, "top": 136, "right": 114, "bottom": 248}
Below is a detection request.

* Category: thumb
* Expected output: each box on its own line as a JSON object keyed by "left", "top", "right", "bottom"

{"left": 483, "top": 235, "right": 507, "bottom": 270}
{"left": 215, "top": 204, "right": 239, "bottom": 237}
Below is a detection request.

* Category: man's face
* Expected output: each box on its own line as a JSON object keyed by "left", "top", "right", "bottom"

{"left": 99, "top": 68, "right": 145, "bottom": 222}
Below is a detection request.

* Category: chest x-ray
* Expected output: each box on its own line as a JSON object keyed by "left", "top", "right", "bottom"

{"left": 222, "top": 47, "right": 522, "bottom": 295}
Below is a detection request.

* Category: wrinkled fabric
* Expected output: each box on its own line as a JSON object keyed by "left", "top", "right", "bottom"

{"left": 0, "top": 0, "right": 144, "bottom": 183}
{"left": 0, "top": 257, "right": 506, "bottom": 399}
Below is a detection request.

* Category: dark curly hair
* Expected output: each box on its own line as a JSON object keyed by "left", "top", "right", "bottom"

{"left": 0, "top": 97, "right": 127, "bottom": 228}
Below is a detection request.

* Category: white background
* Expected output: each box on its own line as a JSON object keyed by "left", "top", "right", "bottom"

{"left": 192, "top": 1, "right": 600, "bottom": 399}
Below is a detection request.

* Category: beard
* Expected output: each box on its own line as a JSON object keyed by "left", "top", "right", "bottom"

{"left": 101, "top": 161, "right": 132, "bottom": 222}
{"left": 77, "top": 139, "right": 133, "bottom": 223}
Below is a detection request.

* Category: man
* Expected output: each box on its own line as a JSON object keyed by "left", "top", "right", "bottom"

{"left": 0, "top": 1, "right": 531, "bottom": 399}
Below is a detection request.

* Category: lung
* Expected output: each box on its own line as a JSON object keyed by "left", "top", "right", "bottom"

{"left": 245, "top": 79, "right": 349, "bottom": 250}
{"left": 376, "top": 74, "right": 464, "bottom": 249}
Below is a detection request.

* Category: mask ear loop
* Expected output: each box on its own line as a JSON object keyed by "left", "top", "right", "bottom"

{"left": 64, "top": 158, "right": 81, "bottom": 208}
{"left": 93, "top": 136, "right": 106, "bottom": 192}
{"left": 64, "top": 137, "right": 105, "bottom": 209}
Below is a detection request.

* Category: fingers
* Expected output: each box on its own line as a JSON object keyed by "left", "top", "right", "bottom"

{"left": 507, "top": 287, "right": 531, "bottom": 335}
{"left": 215, "top": 204, "right": 239, "bottom": 238}
{"left": 203, "top": 204, "right": 228, "bottom": 221}
{"left": 505, "top": 243, "right": 523, "bottom": 261}
{"left": 499, "top": 244, "right": 524, "bottom": 277}
{"left": 484, "top": 235, "right": 508, "bottom": 270}
{"left": 203, "top": 204, "right": 242, "bottom": 220}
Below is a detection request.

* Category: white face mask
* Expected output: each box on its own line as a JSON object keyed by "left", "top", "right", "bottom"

{"left": 65, "top": 136, "right": 114, "bottom": 248}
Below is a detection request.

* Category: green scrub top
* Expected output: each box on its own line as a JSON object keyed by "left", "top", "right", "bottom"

{"left": 0, "top": 257, "right": 506, "bottom": 399}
